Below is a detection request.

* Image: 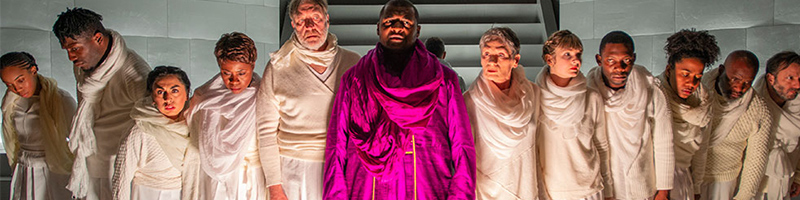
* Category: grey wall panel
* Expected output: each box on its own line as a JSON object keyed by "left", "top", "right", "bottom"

{"left": 593, "top": 0, "right": 675, "bottom": 37}
{"left": 76, "top": 0, "right": 169, "bottom": 37}
{"left": 675, "top": 0, "right": 773, "bottom": 31}
{"left": 560, "top": 1, "right": 593, "bottom": 39}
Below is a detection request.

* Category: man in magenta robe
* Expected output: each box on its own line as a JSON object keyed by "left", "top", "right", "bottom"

{"left": 323, "top": 0, "right": 476, "bottom": 199}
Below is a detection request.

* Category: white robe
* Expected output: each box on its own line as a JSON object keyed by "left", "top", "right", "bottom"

{"left": 464, "top": 67, "right": 540, "bottom": 200}
{"left": 112, "top": 97, "right": 200, "bottom": 200}
{"left": 536, "top": 66, "right": 613, "bottom": 200}
{"left": 256, "top": 33, "right": 361, "bottom": 199}
{"left": 188, "top": 74, "right": 266, "bottom": 200}
{"left": 586, "top": 65, "right": 675, "bottom": 199}
{"left": 67, "top": 30, "right": 151, "bottom": 199}
{"left": 3, "top": 88, "right": 76, "bottom": 200}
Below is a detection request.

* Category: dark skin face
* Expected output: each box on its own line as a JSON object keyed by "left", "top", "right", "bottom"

{"left": 716, "top": 57, "right": 756, "bottom": 100}
{"left": 60, "top": 32, "right": 110, "bottom": 71}
{"left": 377, "top": 4, "right": 420, "bottom": 52}
{"left": 667, "top": 57, "right": 705, "bottom": 99}
{"left": 596, "top": 43, "right": 635, "bottom": 90}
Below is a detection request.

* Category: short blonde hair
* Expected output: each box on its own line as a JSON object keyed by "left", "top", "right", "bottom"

{"left": 542, "top": 30, "right": 583, "bottom": 61}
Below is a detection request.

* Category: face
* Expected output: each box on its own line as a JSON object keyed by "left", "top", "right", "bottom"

{"left": 291, "top": 2, "right": 329, "bottom": 50}
{"left": 60, "top": 32, "right": 107, "bottom": 71}
{"left": 0, "top": 65, "right": 38, "bottom": 98}
{"left": 669, "top": 57, "right": 705, "bottom": 99}
{"left": 546, "top": 47, "right": 582, "bottom": 79}
{"left": 768, "top": 63, "right": 800, "bottom": 101}
{"left": 219, "top": 60, "right": 254, "bottom": 94}
{"left": 718, "top": 58, "right": 756, "bottom": 99}
{"left": 481, "top": 40, "right": 520, "bottom": 86}
{"left": 151, "top": 75, "right": 188, "bottom": 120}
{"left": 596, "top": 43, "right": 635, "bottom": 89}
{"left": 377, "top": 4, "right": 420, "bottom": 51}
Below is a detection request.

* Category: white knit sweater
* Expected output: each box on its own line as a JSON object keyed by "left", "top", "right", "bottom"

{"left": 256, "top": 34, "right": 361, "bottom": 186}
{"left": 702, "top": 70, "right": 771, "bottom": 200}
{"left": 586, "top": 65, "right": 675, "bottom": 199}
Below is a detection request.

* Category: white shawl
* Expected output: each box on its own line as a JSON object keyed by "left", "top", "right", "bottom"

{"left": 587, "top": 65, "right": 649, "bottom": 145}
{"left": 467, "top": 66, "right": 539, "bottom": 160}
{"left": 270, "top": 33, "right": 339, "bottom": 72}
{"left": 537, "top": 65, "right": 587, "bottom": 129}
{"left": 755, "top": 74, "right": 800, "bottom": 193}
{"left": 656, "top": 73, "right": 713, "bottom": 147}
{"left": 186, "top": 73, "right": 260, "bottom": 196}
{"left": 701, "top": 68, "right": 754, "bottom": 147}
{"left": 67, "top": 30, "right": 135, "bottom": 197}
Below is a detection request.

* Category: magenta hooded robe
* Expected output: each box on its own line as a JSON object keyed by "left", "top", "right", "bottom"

{"left": 323, "top": 40, "right": 476, "bottom": 200}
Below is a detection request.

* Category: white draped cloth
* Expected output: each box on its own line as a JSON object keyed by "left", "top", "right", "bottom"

{"left": 112, "top": 97, "right": 200, "bottom": 200}
{"left": 464, "top": 67, "right": 539, "bottom": 200}
{"left": 655, "top": 72, "right": 713, "bottom": 199}
{"left": 536, "top": 66, "right": 613, "bottom": 200}
{"left": 2, "top": 76, "right": 76, "bottom": 200}
{"left": 586, "top": 65, "right": 674, "bottom": 199}
{"left": 187, "top": 74, "right": 267, "bottom": 200}
{"left": 754, "top": 74, "right": 800, "bottom": 200}
{"left": 701, "top": 68, "right": 753, "bottom": 147}
{"left": 67, "top": 30, "right": 150, "bottom": 199}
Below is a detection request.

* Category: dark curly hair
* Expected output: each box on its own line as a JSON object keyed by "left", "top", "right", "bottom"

{"left": 214, "top": 32, "right": 257, "bottom": 65}
{"left": 664, "top": 29, "right": 720, "bottom": 70}
{"left": 599, "top": 31, "right": 634, "bottom": 54}
{"left": 52, "top": 7, "right": 106, "bottom": 43}
{"left": 146, "top": 66, "right": 191, "bottom": 97}
{"left": 0, "top": 52, "right": 38, "bottom": 71}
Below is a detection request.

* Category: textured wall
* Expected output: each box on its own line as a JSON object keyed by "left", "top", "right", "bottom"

{"left": 0, "top": 0, "right": 281, "bottom": 99}
{"left": 561, "top": 0, "right": 800, "bottom": 79}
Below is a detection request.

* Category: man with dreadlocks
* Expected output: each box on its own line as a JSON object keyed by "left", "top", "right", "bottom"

{"left": 654, "top": 29, "right": 720, "bottom": 200}
{"left": 52, "top": 7, "right": 151, "bottom": 200}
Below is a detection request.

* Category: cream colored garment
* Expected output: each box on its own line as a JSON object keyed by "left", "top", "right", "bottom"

{"left": 656, "top": 72, "right": 713, "bottom": 193}
{"left": 536, "top": 66, "right": 613, "bottom": 199}
{"left": 586, "top": 65, "right": 675, "bottom": 199}
{"left": 280, "top": 157, "right": 323, "bottom": 200}
{"left": 465, "top": 67, "right": 539, "bottom": 200}
{"left": 68, "top": 30, "right": 150, "bottom": 198}
{"left": 754, "top": 74, "right": 800, "bottom": 200}
{"left": 112, "top": 97, "right": 196, "bottom": 200}
{"left": 188, "top": 73, "right": 262, "bottom": 199}
{"left": 10, "top": 151, "right": 72, "bottom": 200}
{"left": 257, "top": 32, "right": 360, "bottom": 187}
{"left": 671, "top": 167, "right": 696, "bottom": 200}
{"left": 701, "top": 68, "right": 753, "bottom": 146}
{"left": 2, "top": 75, "right": 75, "bottom": 174}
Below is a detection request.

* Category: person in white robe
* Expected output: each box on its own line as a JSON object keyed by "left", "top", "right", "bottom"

{"left": 586, "top": 31, "right": 674, "bottom": 200}
{"left": 699, "top": 50, "right": 771, "bottom": 200}
{"left": 464, "top": 27, "right": 540, "bottom": 200}
{"left": 754, "top": 51, "right": 800, "bottom": 200}
{"left": 1, "top": 52, "right": 75, "bottom": 200}
{"left": 112, "top": 66, "right": 200, "bottom": 200}
{"left": 187, "top": 32, "right": 268, "bottom": 200}
{"left": 536, "top": 30, "right": 613, "bottom": 200}
{"left": 52, "top": 8, "right": 151, "bottom": 199}
{"left": 256, "top": 0, "right": 361, "bottom": 199}
{"left": 653, "top": 29, "right": 720, "bottom": 200}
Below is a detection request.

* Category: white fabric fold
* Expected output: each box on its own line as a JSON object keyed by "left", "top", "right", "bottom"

{"left": 130, "top": 97, "right": 190, "bottom": 169}
{"left": 186, "top": 73, "right": 261, "bottom": 198}
{"left": 468, "top": 66, "right": 538, "bottom": 159}
{"left": 587, "top": 65, "right": 649, "bottom": 145}
{"left": 755, "top": 74, "right": 800, "bottom": 198}
{"left": 537, "top": 65, "right": 587, "bottom": 128}
{"left": 270, "top": 33, "right": 339, "bottom": 72}
{"left": 67, "top": 30, "right": 132, "bottom": 197}
{"left": 701, "top": 68, "right": 754, "bottom": 147}
{"left": 656, "top": 73, "right": 713, "bottom": 149}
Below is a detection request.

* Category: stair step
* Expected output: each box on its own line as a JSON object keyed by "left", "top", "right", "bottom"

{"left": 340, "top": 44, "right": 545, "bottom": 67}
{"left": 329, "top": 4, "right": 540, "bottom": 25}
{"left": 331, "top": 23, "right": 544, "bottom": 45}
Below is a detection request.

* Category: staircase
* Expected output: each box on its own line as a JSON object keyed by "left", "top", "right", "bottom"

{"left": 280, "top": 0, "right": 558, "bottom": 84}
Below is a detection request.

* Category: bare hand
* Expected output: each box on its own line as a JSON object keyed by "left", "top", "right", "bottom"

{"left": 791, "top": 182, "right": 800, "bottom": 197}
{"left": 654, "top": 190, "right": 669, "bottom": 200}
{"left": 269, "top": 184, "right": 288, "bottom": 200}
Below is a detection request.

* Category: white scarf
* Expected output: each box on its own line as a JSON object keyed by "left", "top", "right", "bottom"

{"left": 269, "top": 33, "right": 339, "bottom": 70}
{"left": 186, "top": 73, "right": 260, "bottom": 187}
{"left": 701, "top": 68, "right": 754, "bottom": 146}
{"left": 656, "top": 72, "right": 713, "bottom": 143}
{"left": 67, "top": 30, "right": 132, "bottom": 197}
{"left": 129, "top": 97, "right": 190, "bottom": 169}
{"left": 467, "top": 66, "right": 539, "bottom": 160}
{"left": 756, "top": 75, "right": 800, "bottom": 183}
{"left": 587, "top": 65, "right": 650, "bottom": 143}
{"left": 537, "top": 65, "right": 587, "bottom": 128}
